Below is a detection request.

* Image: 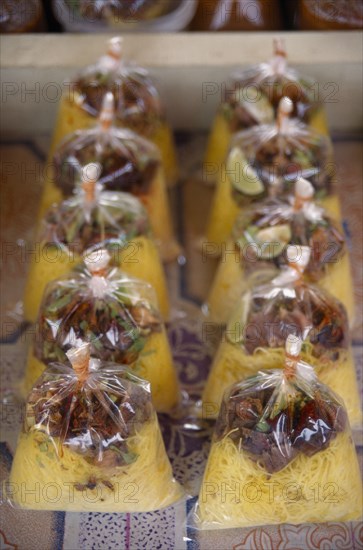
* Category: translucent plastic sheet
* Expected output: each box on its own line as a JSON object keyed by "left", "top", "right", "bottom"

{"left": 227, "top": 39, "right": 320, "bottom": 126}
{"left": 7, "top": 342, "right": 184, "bottom": 511}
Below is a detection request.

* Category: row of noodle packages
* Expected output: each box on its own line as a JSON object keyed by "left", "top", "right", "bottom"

{"left": 9, "top": 36, "right": 184, "bottom": 513}
{"left": 194, "top": 38, "right": 362, "bottom": 528}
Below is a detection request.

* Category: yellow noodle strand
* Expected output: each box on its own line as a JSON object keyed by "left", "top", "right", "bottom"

{"left": 9, "top": 416, "right": 183, "bottom": 512}
{"left": 197, "top": 431, "right": 362, "bottom": 529}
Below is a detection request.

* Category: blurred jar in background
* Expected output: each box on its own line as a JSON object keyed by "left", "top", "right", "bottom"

{"left": 190, "top": 0, "right": 282, "bottom": 31}
{"left": 74, "top": 0, "right": 171, "bottom": 21}
{"left": 0, "top": 0, "right": 45, "bottom": 32}
{"left": 53, "top": 0, "right": 197, "bottom": 32}
{"left": 297, "top": 0, "right": 363, "bottom": 30}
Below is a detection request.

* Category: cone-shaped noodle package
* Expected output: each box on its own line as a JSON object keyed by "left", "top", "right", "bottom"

{"left": 24, "top": 249, "right": 180, "bottom": 413}
{"left": 207, "top": 178, "right": 354, "bottom": 324}
{"left": 196, "top": 335, "right": 362, "bottom": 529}
{"left": 205, "top": 97, "right": 339, "bottom": 248}
{"left": 50, "top": 37, "right": 178, "bottom": 185}
{"left": 203, "top": 246, "right": 361, "bottom": 427}
{"left": 40, "top": 93, "right": 179, "bottom": 262}
{"left": 9, "top": 343, "right": 183, "bottom": 511}
{"left": 204, "top": 39, "right": 328, "bottom": 184}
{"left": 24, "top": 163, "right": 170, "bottom": 322}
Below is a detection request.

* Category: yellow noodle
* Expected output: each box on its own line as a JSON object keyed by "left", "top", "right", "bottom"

{"left": 118, "top": 237, "right": 170, "bottom": 320}
{"left": 322, "top": 194, "right": 342, "bottom": 221}
{"left": 202, "top": 342, "right": 362, "bottom": 428}
{"left": 143, "top": 167, "right": 181, "bottom": 262}
{"left": 203, "top": 113, "right": 231, "bottom": 185}
{"left": 23, "top": 236, "right": 170, "bottom": 323}
{"left": 197, "top": 431, "right": 362, "bottom": 529}
{"left": 318, "top": 253, "right": 354, "bottom": 322}
{"left": 135, "top": 330, "right": 181, "bottom": 413}
{"left": 9, "top": 416, "right": 183, "bottom": 512}
{"left": 309, "top": 106, "right": 330, "bottom": 137}
{"left": 48, "top": 97, "right": 93, "bottom": 159}
{"left": 152, "top": 122, "right": 179, "bottom": 186}
{"left": 206, "top": 243, "right": 248, "bottom": 324}
{"left": 24, "top": 330, "right": 180, "bottom": 414}
{"left": 205, "top": 165, "right": 239, "bottom": 247}
{"left": 207, "top": 240, "right": 355, "bottom": 324}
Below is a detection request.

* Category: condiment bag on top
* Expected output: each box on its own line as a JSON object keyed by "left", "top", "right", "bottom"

{"left": 203, "top": 246, "right": 361, "bottom": 428}
{"left": 194, "top": 335, "right": 362, "bottom": 529}
{"left": 204, "top": 39, "right": 328, "bottom": 185}
{"left": 24, "top": 163, "right": 170, "bottom": 322}
{"left": 205, "top": 96, "right": 339, "bottom": 248}
{"left": 207, "top": 178, "right": 354, "bottom": 324}
{"left": 40, "top": 93, "right": 180, "bottom": 262}
{"left": 50, "top": 37, "right": 178, "bottom": 185}
{"left": 24, "top": 249, "right": 180, "bottom": 413}
{"left": 9, "top": 343, "right": 183, "bottom": 512}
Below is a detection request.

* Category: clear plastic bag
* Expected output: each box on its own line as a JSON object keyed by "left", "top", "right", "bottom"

{"left": 203, "top": 246, "right": 361, "bottom": 427}
{"left": 53, "top": 92, "right": 161, "bottom": 198}
{"left": 205, "top": 96, "right": 337, "bottom": 248}
{"left": 196, "top": 335, "right": 362, "bottom": 528}
{"left": 24, "top": 163, "right": 170, "bottom": 322}
{"left": 206, "top": 177, "right": 354, "bottom": 324}
{"left": 9, "top": 342, "right": 183, "bottom": 511}
{"left": 25, "top": 249, "right": 179, "bottom": 413}
{"left": 203, "top": 39, "right": 328, "bottom": 187}
{"left": 44, "top": 93, "right": 180, "bottom": 261}
{"left": 228, "top": 96, "right": 334, "bottom": 207}
{"left": 49, "top": 37, "right": 178, "bottom": 185}
{"left": 44, "top": 163, "right": 151, "bottom": 255}
{"left": 69, "top": 37, "right": 163, "bottom": 136}
{"left": 224, "top": 39, "right": 320, "bottom": 129}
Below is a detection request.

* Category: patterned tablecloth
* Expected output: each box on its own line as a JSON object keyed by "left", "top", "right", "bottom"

{"left": 0, "top": 135, "right": 362, "bottom": 550}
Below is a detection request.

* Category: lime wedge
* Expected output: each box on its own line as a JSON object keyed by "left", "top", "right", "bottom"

{"left": 255, "top": 223, "right": 292, "bottom": 259}
{"left": 227, "top": 147, "right": 265, "bottom": 196}
{"left": 226, "top": 291, "right": 251, "bottom": 345}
